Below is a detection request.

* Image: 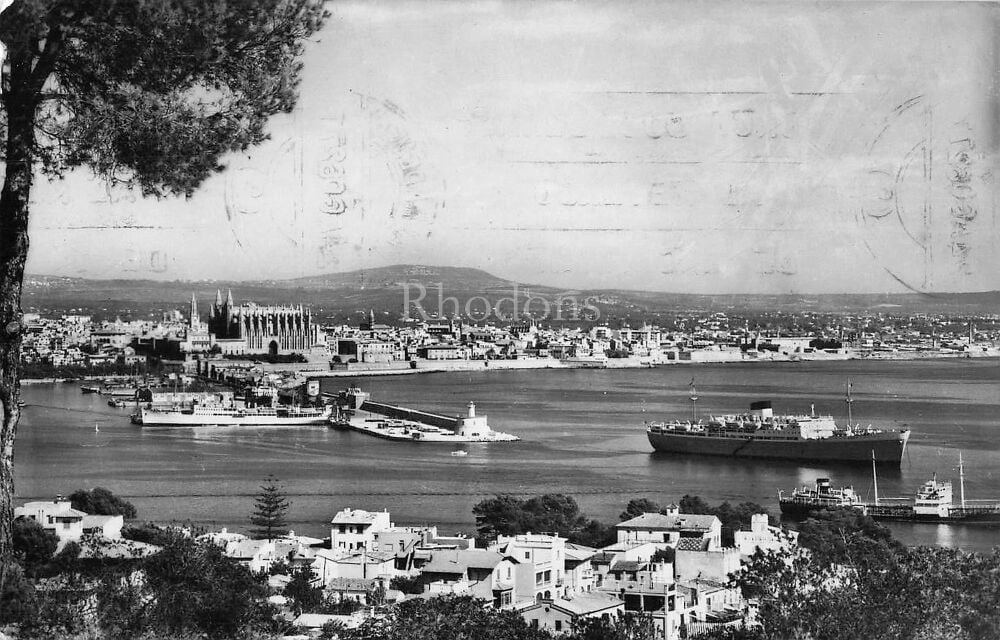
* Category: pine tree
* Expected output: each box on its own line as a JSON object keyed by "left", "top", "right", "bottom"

{"left": 0, "top": 0, "right": 327, "bottom": 559}
{"left": 250, "top": 475, "right": 290, "bottom": 541}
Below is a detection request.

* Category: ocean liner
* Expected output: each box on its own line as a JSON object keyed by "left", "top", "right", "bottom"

{"left": 135, "top": 403, "right": 331, "bottom": 427}
{"left": 646, "top": 382, "right": 910, "bottom": 465}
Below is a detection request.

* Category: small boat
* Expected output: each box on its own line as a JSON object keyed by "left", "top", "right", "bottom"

{"left": 450, "top": 450, "right": 468, "bottom": 457}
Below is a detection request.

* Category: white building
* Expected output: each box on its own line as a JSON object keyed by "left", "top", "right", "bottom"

{"left": 330, "top": 508, "right": 393, "bottom": 553}
{"left": 615, "top": 509, "right": 722, "bottom": 549}
{"left": 733, "top": 514, "right": 797, "bottom": 558}
{"left": 14, "top": 500, "right": 87, "bottom": 547}
{"left": 491, "top": 532, "right": 567, "bottom": 601}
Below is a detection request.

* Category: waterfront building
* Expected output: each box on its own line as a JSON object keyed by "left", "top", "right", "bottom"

{"left": 14, "top": 500, "right": 123, "bottom": 549}
{"left": 14, "top": 500, "right": 87, "bottom": 548}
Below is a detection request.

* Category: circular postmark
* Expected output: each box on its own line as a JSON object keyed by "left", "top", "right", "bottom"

{"left": 857, "top": 96, "right": 993, "bottom": 292}
{"left": 223, "top": 92, "right": 446, "bottom": 270}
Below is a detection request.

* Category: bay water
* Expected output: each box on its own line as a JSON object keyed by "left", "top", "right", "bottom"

{"left": 14, "top": 359, "right": 1000, "bottom": 550}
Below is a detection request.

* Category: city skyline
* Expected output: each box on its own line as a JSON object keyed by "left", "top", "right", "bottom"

{"left": 24, "top": 0, "right": 1000, "bottom": 295}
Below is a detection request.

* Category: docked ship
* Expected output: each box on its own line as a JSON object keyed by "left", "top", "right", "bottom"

{"left": 646, "top": 382, "right": 910, "bottom": 465}
{"left": 330, "top": 388, "right": 519, "bottom": 443}
{"left": 778, "top": 478, "right": 865, "bottom": 518}
{"left": 135, "top": 403, "right": 331, "bottom": 427}
{"left": 865, "top": 455, "right": 1000, "bottom": 523}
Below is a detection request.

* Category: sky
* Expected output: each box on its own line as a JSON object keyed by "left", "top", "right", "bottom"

{"left": 23, "top": 0, "right": 1000, "bottom": 294}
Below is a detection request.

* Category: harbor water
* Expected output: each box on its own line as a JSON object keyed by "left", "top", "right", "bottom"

{"left": 14, "top": 359, "right": 1000, "bottom": 551}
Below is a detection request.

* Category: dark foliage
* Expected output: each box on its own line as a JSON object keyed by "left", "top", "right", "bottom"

{"left": 100, "top": 533, "right": 276, "bottom": 639}
{"left": 0, "top": 560, "right": 36, "bottom": 624}
{"left": 69, "top": 486, "right": 137, "bottom": 519}
{"left": 283, "top": 564, "right": 323, "bottom": 614}
{"left": 619, "top": 498, "right": 662, "bottom": 521}
{"left": 121, "top": 522, "right": 175, "bottom": 547}
{"left": 389, "top": 574, "right": 425, "bottom": 595}
{"left": 473, "top": 493, "right": 613, "bottom": 547}
{"left": 340, "top": 595, "right": 552, "bottom": 640}
{"left": 11, "top": 516, "right": 57, "bottom": 576}
{"left": 570, "top": 612, "right": 657, "bottom": 640}
{"left": 795, "top": 506, "right": 901, "bottom": 565}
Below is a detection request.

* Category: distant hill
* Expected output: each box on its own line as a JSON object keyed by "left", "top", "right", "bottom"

{"left": 21, "top": 266, "right": 1000, "bottom": 323}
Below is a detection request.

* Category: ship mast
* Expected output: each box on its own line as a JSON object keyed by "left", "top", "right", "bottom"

{"left": 871, "top": 449, "right": 879, "bottom": 505}
{"left": 689, "top": 378, "right": 698, "bottom": 422}
{"left": 959, "top": 452, "right": 966, "bottom": 508}
{"left": 845, "top": 379, "right": 854, "bottom": 431}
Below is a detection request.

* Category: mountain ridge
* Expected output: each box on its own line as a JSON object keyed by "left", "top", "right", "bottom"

{"left": 22, "top": 265, "right": 1000, "bottom": 321}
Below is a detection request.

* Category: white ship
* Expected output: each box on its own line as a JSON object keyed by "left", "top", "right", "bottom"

{"left": 136, "top": 403, "right": 331, "bottom": 427}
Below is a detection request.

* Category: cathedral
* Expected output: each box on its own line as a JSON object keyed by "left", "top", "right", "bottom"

{"left": 193, "top": 290, "right": 321, "bottom": 355}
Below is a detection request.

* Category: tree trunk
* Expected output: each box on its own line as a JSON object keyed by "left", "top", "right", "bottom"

{"left": 0, "top": 84, "right": 35, "bottom": 561}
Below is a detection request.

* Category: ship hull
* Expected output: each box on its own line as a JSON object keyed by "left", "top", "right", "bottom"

{"left": 648, "top": 430, "right": 907, "bottom": 465}
{"left": 139, "top": 408, "right": 331, "bottom": 427}
{"left": 779, "top": 499, "right": 863, "bottom": 519}
{"left": 864, "top": 505, "right": 1000, "bottom": 524}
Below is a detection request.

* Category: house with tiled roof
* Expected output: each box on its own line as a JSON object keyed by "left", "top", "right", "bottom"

{"left": 517, "top": 591, "right": 625, "bottom": 634}
{"left": 312, "top": 548, "right": 396, "bottom": 584}
{"left": 420, "top": 549, "right": 520, "bottom": 608}
{"left": 615, "top": 506, "right": 722, "bottom": 549}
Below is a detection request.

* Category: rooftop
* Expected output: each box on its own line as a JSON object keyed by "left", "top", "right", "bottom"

{"left": 331, "top": 508, "right": 387, "bottom": 525}
{"left": 422, "top": 549, "right": 508, "bottom": 574}
{"left": 616, "top": 512, "right": 720, "bottom": 532}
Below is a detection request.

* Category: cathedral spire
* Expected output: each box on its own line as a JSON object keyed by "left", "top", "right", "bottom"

{"left": 190, "top": 293, "right": 198, "bottom": 328}
{"left": 226, "top": 289, "right": 234, "bottom": 306}
{"left": 215, "top": 289, "right": 223, "bottom": 306}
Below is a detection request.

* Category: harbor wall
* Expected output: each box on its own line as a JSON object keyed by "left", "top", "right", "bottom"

{"left": 359, "top": 401, "right": 459, "bottom": 429}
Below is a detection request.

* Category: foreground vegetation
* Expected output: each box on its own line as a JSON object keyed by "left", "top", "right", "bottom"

{"left": 2, "top": 492, "right": 998, "bottom": 639}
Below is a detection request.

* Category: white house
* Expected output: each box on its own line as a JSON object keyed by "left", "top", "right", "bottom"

{"left": 14, "top": 500, "right": 87, "bottom": 547}
{"left": 81, "top": 515, "right": 124, "bottom": 540}
{"left": 330, "top": 508, "right": 393, "bottom": 553}
{"left": 491, "top": 533, "right": 567, "bottom": 601}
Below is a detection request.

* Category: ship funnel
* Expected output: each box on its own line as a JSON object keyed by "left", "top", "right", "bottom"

{"left": 749, "top": 400, "right": 773, "bottom": 419}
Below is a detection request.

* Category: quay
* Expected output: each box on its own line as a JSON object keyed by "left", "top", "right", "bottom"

{"left": 327, "top": 388, "right": 519, "bottom": 442}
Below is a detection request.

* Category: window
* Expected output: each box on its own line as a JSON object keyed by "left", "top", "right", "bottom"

{"left": 530, "top": 619, "right": 539, "bottom": 629}
{"left": 524, "top": 551, "right": 530, "bottom": 560}
{"left": 536, "top": 572, "right": 544, "bottom": 585}
{"left": 339, "top": 525, "right": 346, "bottom": 533}
{"left": 555, "top": 621, "right": 562, "bottom": 632}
